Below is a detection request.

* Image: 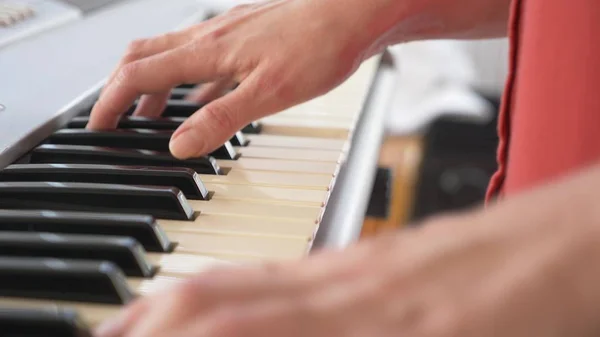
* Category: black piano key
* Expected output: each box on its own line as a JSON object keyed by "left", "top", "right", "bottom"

{"left": 230, "top": 131, "right": 249, "bottom": 146}
{"left": 0, "top": 163, "right": 209, "bottom": 200}
{"left": 27, "top": 144, "right": 222, "bottom": 175}
{"left": 66, "top": 116, "right": 250, "bottom": 147}
{"left": 242, "top": 121, "right": 263, "bottom": 134}
{"left": 0, "top": 257, "right": 135, "bottom": 305}
{"left": 47, "top": 129, "right": 171, "bottom": 152}
{"left": 206, "top": 140, "right": 238, "bottom": 160}
{"left": 0, "top": 182, "right": 195, "bottom": 221}
{"left": 0, "top": 307, "right": 92, "bottom": 337}
{"left": 176, "top": 83, "right": 198, "bottom": 89}
{"left": 67, "top": 116, "right": 186, "bottom": 130}
{"left": 46, "top": 129, "right": 239, "bottom": 160}
{"left": 0, "top": 210, "right": 173, "bottom": 253}
{"left": 128, "top": 100, "right": 203, "bottom": 118}
{"left": 0, "top": 232, "right": 156, "bottom": 278}
{"left": 170, "top": 87, "right": 193, "bottom": 100}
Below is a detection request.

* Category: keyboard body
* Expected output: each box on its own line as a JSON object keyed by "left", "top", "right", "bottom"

{"left": 0, "top": 0, "right": 81, "bottom": 49}
{"left": 0, "top": 0, "right": 397, "bottom": 333}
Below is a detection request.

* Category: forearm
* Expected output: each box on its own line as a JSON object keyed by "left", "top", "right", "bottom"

{"left": 327, "top": 0, "right": 511, "bottom": 58}
{"left": 458, "top": 162, "right": 600, "bottom": 335}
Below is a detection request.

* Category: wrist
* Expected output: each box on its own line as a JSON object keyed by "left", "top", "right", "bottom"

{"left": 320, "top": 0, "right": 417, "bottom": 59}
{"left": 322, "top": 0, "right": 511, "bottom": 60}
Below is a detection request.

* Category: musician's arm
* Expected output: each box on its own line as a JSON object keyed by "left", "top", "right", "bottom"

{"left": 352, "top": 0, "right": 511, "bottom": 57}
{"left": 87, "top": 0, "right": 512, "bottom": 159}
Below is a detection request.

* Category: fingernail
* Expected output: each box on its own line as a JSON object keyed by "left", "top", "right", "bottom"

{"left": 169, "top": 125, "right": 204, "bottom": 159}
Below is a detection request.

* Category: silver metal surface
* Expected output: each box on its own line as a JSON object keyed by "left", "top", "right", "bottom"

{"left": 0, "top": 0, "right": 209, "bottom": 169}
{"left": 0, "top": 0, "right": 81, "bottom": 50}
{"left": 313, "top": 51, "right": 398, "bottom": 251}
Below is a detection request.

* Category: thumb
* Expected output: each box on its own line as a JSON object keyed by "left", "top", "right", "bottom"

{"left": 169, "top": 81, "right": 258, "bottom": 159}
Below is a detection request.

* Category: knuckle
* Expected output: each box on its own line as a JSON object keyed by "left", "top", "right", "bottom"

{"left": 183, "top": 40, "right": 206, "bottom": 61}
{"left": 115, "top": 62, "right": 139, "bottom": 87}
{"left": 124, "top": 38, "right": 147, "bottom": 60}
{"left": 158, "top": 31, "right": 184, "bottom": 47}
{"left": 252, "top": 71, "right": 285, "bottom": 97}
{"left": 201, "top": 102, "right": 238, "bottom": 132}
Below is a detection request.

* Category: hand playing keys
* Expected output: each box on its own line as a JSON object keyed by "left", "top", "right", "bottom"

{"left": 86, "top": 0, "right": 377, "bottom": 159}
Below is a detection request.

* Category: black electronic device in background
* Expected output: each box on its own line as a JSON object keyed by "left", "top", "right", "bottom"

{"left": 409, "top": 96, "right": 501, "bottom": 223}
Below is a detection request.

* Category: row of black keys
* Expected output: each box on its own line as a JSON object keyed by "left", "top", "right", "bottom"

{"left": 0, "top": 85, "right": 261, "bottom": 335}
{"left": 0, "top": 196, "right": 186, "bottom": 308}
{"left": 1, "top": 306, "right": 91, "bottom": 337}
{"left": 0, "top": 96, "right": 266, "bottom": 221}
{"left": 0, "top": 88, "right": 266, "bottom": 335}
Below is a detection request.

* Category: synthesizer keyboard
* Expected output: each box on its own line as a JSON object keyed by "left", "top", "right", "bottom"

{"left": 0, "top": 0, "right": 397, "bottom": 334}
{"left": 0, "top": 0, "right": 81, "bottom": 49}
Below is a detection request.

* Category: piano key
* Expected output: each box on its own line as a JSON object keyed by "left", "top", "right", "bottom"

{"left": 244, "top": 134, "right": 346, "bottom": 151}
{"left": 176, "top": 83, "right": 198, "bottom": 89}
{"left": 28, "top": 144, "right": 336, "bottom": 176}
{"left": 27, "top": 144, "right": 222, "bottom": 175}
{"left": 0, "top": 194, "right": 318, "bottom": 257}
{"left": 0, "top": 232, "right": 156, "bottom": 278}
{"left": 130, "top": 99, "right": 201, "bottom": 117}
{"left": 259, "top": 121, "right": 350, "bottom": 139}
{"left": 0, "top": 297, "right": 119, "bottom": 329}
{"left": 47, "top": 129, "right": 239, "bottom": 160}
{"left": 0, "top": 257, "right": 236, "bottom": 329}
{"left": 188, "top": 198, "right": 322, "bottom": 223}
{"left": 1, "top": 163, "right": 327, "bottom": 205}
{"left": 170, "top": 87, "right": 193, "bottom": 100}
{"left": 52, "top": 129, "right": 341, "bottom": 163}
{"left": 144, "top": 252, "right": 235, "bottom": 276}
{"left": 158, "top": 213, "right": 316, "bottom": 240}
{"left": 0, "top": 207, "right": 315, "bottom": 256}
{"left": 276, "top": 107, "right": 359, "bottom": 119}
{"left": 217, "top": 157, "right": 338, "bottom": 175}
{"left": 67, "top": 116, "right": 185, "bottom": 130}
{"left": 0, "top": 256, "right": 211, "bottom": 321}
{"left": 206, "top": 183, "right": 327, "bottom": 206}
{"left": 128, "top": 101, "right": 260, "bottom": 136}
{"left": 64, "top": 116, "right": 348, "bottom": 151}
{"left": 0, "top": 163, "right": 210, "bottom": 200}
{"left": 48, "top": 129, "right": 171, "bottom": 151}
{"left": 0, "top": 257, "right": 135, "bottom": 305}
{"left": 0, "top": 231, "right": 235, "bottom": 278}
{"left": 261, "top": 116, "right": 355, "bottom": 129}
{"left": 166, "top": 231, "right": 309, "bottom": 259}
{"left": 199, "top": 170, "right": 333, "bottom": 190}
{"left": 229, "top": 131, "right": 249, "bottom": 146}
{"left": 0, "top": 210, "right": 173, "bottom": 253}
{"left": 66, "top": 116, "right": 250, "bottom": 146}
{"left": 0, "top": 182, "right": 195, "bottom": 221}
{"left": 0, "top": 306, "right": 93, "bottom": 337}
{"left": 242, "top": 121, "right": 262, "bottom": 134}
{"left": 0, "top": 209, "right": 311, "bottom": 260}
{"left": 234, "top": 146, "right": 341, "bottom": 162}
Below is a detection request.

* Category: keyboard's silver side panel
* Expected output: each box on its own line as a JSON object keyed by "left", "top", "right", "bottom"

{"left": 0, "top": 0, "right": 209, "bottom": 169}
{"left": 313, "top": 52, "right": 398, "bottom": 251}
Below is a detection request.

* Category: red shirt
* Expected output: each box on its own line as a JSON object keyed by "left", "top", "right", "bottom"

{"left": 487, "top": 0, "right": 600, "bottom": 200}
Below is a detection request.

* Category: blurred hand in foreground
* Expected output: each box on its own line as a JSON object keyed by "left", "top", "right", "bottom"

{"left": 94, "top": 167, "right": 600, "bottom": 337}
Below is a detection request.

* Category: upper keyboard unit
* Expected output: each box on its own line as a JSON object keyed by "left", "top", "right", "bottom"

{"left": 0, "top": 0, "right": 81, "bottom": 49}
